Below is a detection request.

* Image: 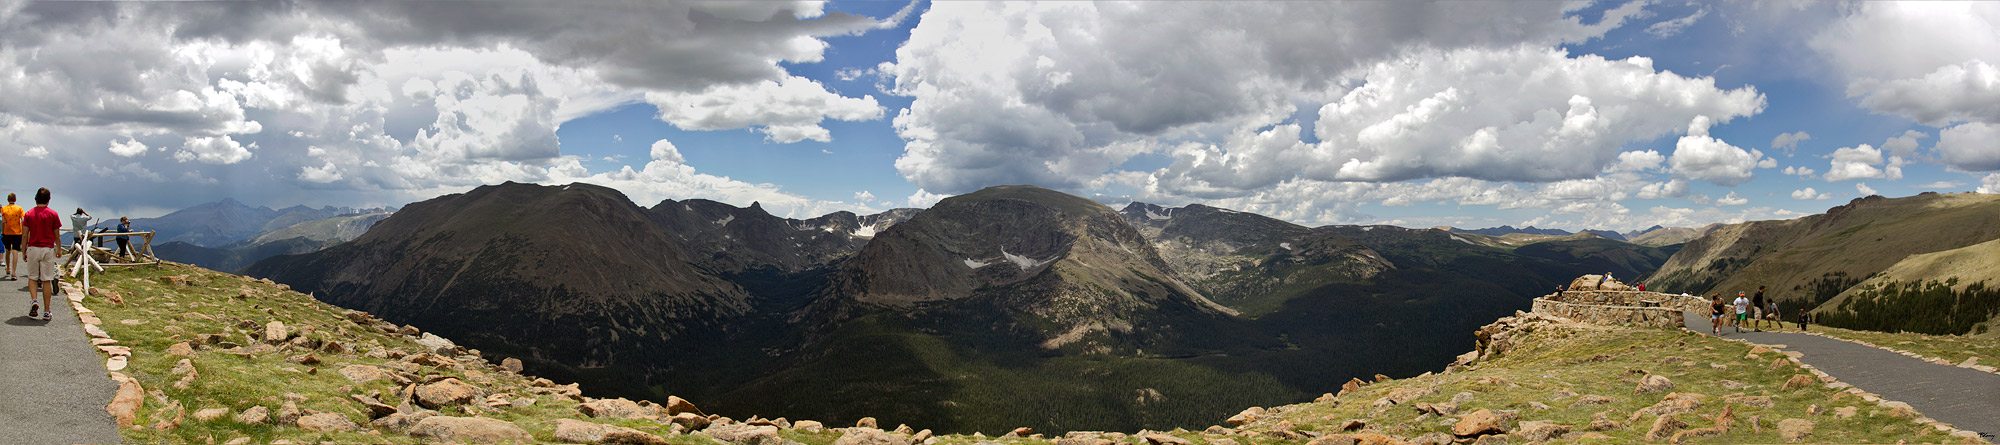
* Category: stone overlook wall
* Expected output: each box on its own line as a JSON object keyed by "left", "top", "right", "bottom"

{"left": 1533, "top": 275, "right": 1707, "bottom": 329}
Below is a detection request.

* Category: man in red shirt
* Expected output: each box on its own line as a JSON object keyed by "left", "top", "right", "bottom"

{"left": 22, "top": 187, "right": 61, "bottom": 321}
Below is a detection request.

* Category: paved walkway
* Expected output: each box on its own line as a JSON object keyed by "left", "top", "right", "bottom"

{"left": 0, "top": 277, "right": 122, "bottom": 445}
{"left": 1685, "top": 311, "right": 2000, "bottom": 439}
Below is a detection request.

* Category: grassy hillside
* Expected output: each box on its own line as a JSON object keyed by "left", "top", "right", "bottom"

{"left": 1226, "top": 319, "right": 1962, "bottom": 444}
{"left": 78, "top": 262, "right": 1970, "bottom": 444}
{"left": 1813, "top": 237, "right": 2000, "bottom": 336}
{"left": 1647, "top": 193, "right": 2000, "bottom": 304}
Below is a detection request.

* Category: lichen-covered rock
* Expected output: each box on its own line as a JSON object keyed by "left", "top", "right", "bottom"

{"left": 1635, "top": 374, "right": 1674, "bottom": 394}
{"left": 552, "top": 419, "right": 646, "bottom": 443}
{"left": 1452, "top": 409, "right": 1507, "bottom": 436}
{"left": 264, "top": 321, "right": 290, "bottom": 344}
{"left": 1777, "top": 418, "right": 1813, "bottom": 442}
{"left": 831, "top": 427, "right": 913, "bottom": 445}
{"left": 415, "top": 378, "right": 479, "bottom": 409}
{"left": 1644, "top": 415, "right": 1687, "bottom": 442}
{"left": 577, "top": 398, "right": 654, "bottom": 419}
{"left": 106, "top": 374, "right": 145, "bottom": 428}
{"left": 1515, "top": 421, "right": 1568, "bottom": 442}
{"left": 235, "top": 405, "right": 269, "bottom": 425}
{"left": 407, "top": 416, "right": 532, "bottom": 444}
{"left": 296, "top": 412, "right": 358, "bottom": 432}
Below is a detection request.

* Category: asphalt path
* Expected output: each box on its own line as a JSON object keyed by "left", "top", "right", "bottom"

{"left": 1686, "top": 310, "right": 2000, "bottom": 440}
{"left": 0, "top": 275, "right": 122, "bottom": 445}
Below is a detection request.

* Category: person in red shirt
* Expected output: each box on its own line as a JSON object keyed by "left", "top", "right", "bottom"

{"left": 22, "top": 187, "right": 61, "bottom": 321}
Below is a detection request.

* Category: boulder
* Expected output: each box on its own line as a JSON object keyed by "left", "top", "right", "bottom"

{"left": 793, "top": 420, "right": 824, "bottom": 433}
{"left": 1635, "top": 374, "right": 1674, "bottom": 394}
{"left": 855, "top": 417, "right": 879, "bottom": 429}
{"left": 501, "top": 357, "right": 524, "bottom": 373}
{"left": 1225, "top": 407, "right": 1264, "bottom": 426}
{"left": 370, "top": 411, "right": 435, "bottom": 434}
{"left": 166, "top": 342, "right": 195, "bottom": 356}
{"left": 236, "top": 405, "right": 270, "bottom": 424}
{"left": 1141, "top": 434, "right": 1192, "bottom": 445}
{"left": 192, "top": 407, "right": 230, "bottom": 421}
{"left": 1777, "top": 418, "right": 1813, "bottom": 442}
{"left": 669, "top": 412, "right": 711, "bottom": 431}
{"left": 408, "top": 416, "right": 533, "bottom": 443}
{"left": 296, "top": 412, "right": 358, "bottom": 432}
{"left": 273, "top": 401, "right": 303, "bottom": 426}
{"left": 1514, "top": 421, "right": 1568, "bottom": 442}
{"left": 416, "top": 332, "right": 457, "bottom": 355}
{"left": 1644, "top": 415, "right": 1687, "bottom": 442}
{"left": 577, "top": 398, "right": 654, "bottom": 419}
{"left": 1782, "top": 374, "right": 1817, "bottom": 391}
{"left": 1832, "top": 406, "right": 1858, "bottom": 419}
{"left": 552, "top": 419, "right": 645, "bottom": 443}
{"left": 704, "top": 424, "right": 780, "bottom": 444}
{"left": 663, "top": 396, "right": 703, "bottom": 416}
{"left": 414, "top": 378, "right": 478, "bottom": 409}
{"left": 264, "top": 321, "right": 290, "bottom": 344}
{"left": 1627, "top": 393, "right": 1705, "bottom": 422}
{"left": 1452, "top": 409, "right": 1507, "bottom": 436}
{"left": 600, "top": 431, "right": 674, "bottom": 445}
{"left": 350, "top": 394, "right": 398, "bottom": 419}
{"left": 831, "top": 427, "right": 914, "bottom": 445}
{"left": 106, "top": 376, "right": 145, "bottom": 428}
{"left": 338, "top": 365, "right": 390, "bottom": 383}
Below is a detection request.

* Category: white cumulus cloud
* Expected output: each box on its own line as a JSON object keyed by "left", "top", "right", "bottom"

{"left": 1716, "top": 191, "right": 1748, "bottom": 206}
{"left": 108, "top": 139, "right": 149, "bottom": 157}
{"left": 1980, "top": 174, "right": 2000, "bottom": 193}
{"left": 299, "top": 162, "right": 344, "bottom": 183}
{"left": 175, "top": 136, "right": 254, "bottom": 165}
{"left": 1791, "top": 187, "right": 1831, "bottom": 200}
{"left": 1935, "top": 122, "right": 2000, "bottom": 172}
{"left": 1770, "top": 131, "right": 1810, "bottom": 155}
{"left": 1669, "top": 116, "right": 1768, "bottom": 186}
{"left": 1855, "top": 182, "right": 1877, "bottom": 196}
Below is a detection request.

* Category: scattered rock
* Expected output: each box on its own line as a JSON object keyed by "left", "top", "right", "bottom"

{"left": 1832, "top": 406, "right": 1858, "bottom": 419}
{"left": 856, "top": 417, "right": 879, "bottom": 429}
{"left": 165, "top": 342, "right": 195, "bottom": 356}
{"left": 665, "top": 396, "right": 703, "bottom": 416}
{"left": 1724, "top": 394, "right": 1774, "bottom": 408}
{"left": 553, "top": 419, "right": 647, "bottom": 443}
{"left": 1628, "top": 393, "right": 1704, "bottom": 422}
{"left": 1412, "top": 401, "right": 1459, "bottom": 416}
{"left": 1781, "top": 374, "right": 1816, "bottom": 391}
{"left": 1336, "top": 419, "right": 1366, "bottom": 432}
{"left": 669, "top": 412, "right": 711, "bottom": 431}
{"left": 793, "top": 420, "right": 824, "bottom": 433}
{"left": 599, "top": 430, "right": 673, "bottom": 445}
{"left": 273, "top": 401, "right": 303, "bottom": 426}
{"left": 416, "top": 332, "right": 457, "bottom": 355}
{"left": 1339, "top": 378, "right": 1364, "bottom": 396}
{"left": 1573, "top": 394, "right": 1614, "bottom": 405}
{"left": 1515, "top": 421, "right": 1568, "bottom": 442}
{"left": 1141, "top": 433, "right": 1191, "bottom": 445}
{"left": 578, "top": 398, "right": 654, "bottom": 419}
{"left": 1225, "top": 407, "right": 1263, "bottom": 426}
{"left": 407, "top": 416, "right": 533, "bottom": 444}
{"left": 297, "top": 412, "right": 358, "bottom": 432}
{"left": 193, "top": 407, "right": 230, "bottom": 421}
{"left": 338, "top": 365, "right": 389, "bottom": 383}
{"left": 1635, "top": 374, "right": 1674, "bottom": 394}
{"left": 1777, "top": 418, "right": 1813, "bottom": 442}
{"left": 236, "top": 405, "right": 270, "bottom": 425}
{"left": 501, "top": 357, "right": 524, "bottom": 373}
{"left": 832, "top": 427, "right": 915, "bottom": 445}
{"left": 414, "top": 378, "right": 478, "bottom": 409}
{"left": 1644, "top": 415, "right": 1687, "bottom": 442}
{"left": 350, "top": 394, "right": 398, "bottom": 419}
{"left": 370, "top": 411, "right": 435, "bottom": 434}
{"left": 264, "top": 321, "right": 290, "bottom": 344}
{"left": 107, "top": 375, "right": 144, "bottom": 428}
{"left": 105, "top": 356, "right": 127, "bottom": 372}
{"left": 285, "top": 353, "right": 321, "bottom": 365}
{"left": 1452, "top": 409, "right": 1507, "bottom": 436}
{"left": 705, "top": 424, "right": 780, "bottom": 444}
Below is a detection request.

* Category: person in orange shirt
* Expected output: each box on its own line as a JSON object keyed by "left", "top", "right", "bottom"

{"left": 1, "top": 193, "right": 24, "bottom": 281}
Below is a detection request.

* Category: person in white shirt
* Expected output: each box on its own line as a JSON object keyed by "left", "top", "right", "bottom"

{"left": 1732, "top": 292, "right": 1751, "bottom": 334}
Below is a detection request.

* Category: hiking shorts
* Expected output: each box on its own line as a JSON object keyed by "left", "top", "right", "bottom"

{"left": 1736, "top": 313, "right": 1749, "bottom": 321}
{"left": 1, "top": 234, "right": 19, "bottom": 252}
{"left": 24, "top": 246, "right": 55, "bottom": 281}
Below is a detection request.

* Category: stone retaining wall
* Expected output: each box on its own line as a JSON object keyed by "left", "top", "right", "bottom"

{"left": 1531, "top": 291, "right": 1708, "bottom": 329}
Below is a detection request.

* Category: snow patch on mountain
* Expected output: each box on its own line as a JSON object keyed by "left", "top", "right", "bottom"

{"left": 1146, "top": 208, "right": 1172, "bottom": 220}
{"left": 1279, "top": 242, "right": 1293, "bottom": 251}
{"left": 1002, "top": 249, "right": 1051, "bottom": 270}
{"left": 714, "top": 215, "right": 735, "bottom": 227}
{"left": 963, "top": 258, "right": 990, "bottom": 268}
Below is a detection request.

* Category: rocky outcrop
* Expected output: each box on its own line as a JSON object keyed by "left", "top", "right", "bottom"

{"left": 407, "top": 416, "right": 534, "bottom": 443}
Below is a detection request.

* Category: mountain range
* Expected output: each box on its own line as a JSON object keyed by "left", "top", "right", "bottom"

{"left": 244, "top": 182, "right": 1676, "bottom": 434}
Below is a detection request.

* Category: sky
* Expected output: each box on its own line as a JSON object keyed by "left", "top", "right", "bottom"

{"left": 0, "top": 1, "right": 1995, "bottom": 232}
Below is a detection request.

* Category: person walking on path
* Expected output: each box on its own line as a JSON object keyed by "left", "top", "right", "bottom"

{"left": 1710, "top": 294, "right": 1726, "bottom": 335}
{"left": 1732, "top": 291, "right": 1751, "bottom": 334}
{"left": 22, "top": 188, "right": 60, "bottom": 321}
{"left": 2, "top": 193, "right": 22, "bottom": 281}
{"left": 1750, "top": 286, "right": 1767, "bottom": 330}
